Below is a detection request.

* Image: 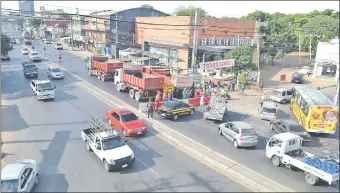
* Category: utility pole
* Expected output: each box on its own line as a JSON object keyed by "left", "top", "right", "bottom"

{"left": 256, "top": 21, "right": 261, "bottom": 85}
{"left": 95, "top": 14, "right": 98, "bottom": 53}
{"left": 298, "top": 33, "right": 301, "bottom": 65}
{"left": 334, "top": 79, "right": 339, "bottom": 106}
{"left": 191, "top": 8, "right": 198, "bottom": 74}
{"left": 71, "top": 8, "right": 78, "bottom": 51}
{"left": 309, "top": 34, "right": 312, "bottom": 60}
{"left": 114, "top": 13, "right": 119, "bottom": 59}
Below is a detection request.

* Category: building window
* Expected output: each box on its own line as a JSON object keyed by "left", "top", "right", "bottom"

{"left": 224, "top": 39, "right": 229, "bottom": 46}
{"left": 104, "top": 21, "right": 109, "bottom": 25}
{"left": 201, "top": 38, "right": 207, "bottom": 46}
{"left": 216, "top": 38, "right": 222, "bottom": 46}
{"left": 230, "top": 38, "right": 235, "bottom": 46}
{"left": 208, "top": 38, "right": 214, "bottom": 45}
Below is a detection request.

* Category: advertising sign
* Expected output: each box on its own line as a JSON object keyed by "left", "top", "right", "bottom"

{"left": 203, "top": 59, "right": 235, "bottom": 69}
{"left": 163, "top": 83, "right": 174, "bottom": 93}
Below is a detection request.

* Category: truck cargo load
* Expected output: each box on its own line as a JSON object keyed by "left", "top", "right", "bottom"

{"left": 122, "top": 69, "right": 164, "bottom": 90}
{"left": 87, "top": 57, "right": 123, "bottom": 81}
{"left": 92, "top": 60, "right": 123, "bottom": 73}
{"left": 86, "top": 55, "right": 108, "bottom": 69}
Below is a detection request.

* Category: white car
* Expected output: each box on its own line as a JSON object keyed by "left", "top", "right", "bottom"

{"left": 47, "top": 67, "right": 64, "bottom": 79}
{"left": 299, "top": 66, "right": 312, "bottom": 75}
{"left": 21, "top": 47, "right": 30, "bottom": 55}
{"left": 1, "top": 159, "right": 40, "bottom": 192}
{"left": 55, "top": 43, "right": 63, "bottom": 50}
{"left": 30, "top": 79, "right": 56, "bottom": 101}
{"left": 29, "top": 51, "right": 41, "bottom": 62}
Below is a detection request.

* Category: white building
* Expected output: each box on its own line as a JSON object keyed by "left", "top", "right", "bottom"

{"left": 313, "top": 38, "right": 339, "bottom": 81}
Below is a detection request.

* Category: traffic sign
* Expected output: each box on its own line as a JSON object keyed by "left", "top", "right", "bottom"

{"left": 163, "top": 83, "right": 174, "bottom": 93}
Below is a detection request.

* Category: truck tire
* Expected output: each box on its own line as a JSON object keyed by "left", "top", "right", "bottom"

{"left": 101, "top": 74, "right": 105, "bottom": 82}
{"left": 104, "top": 160, "right": 112, "bottom": 172}
{"left": 135, "top": 92, "right": 141, "bottom": 102}
{"left": 272, "top": 156, "right": 281, "bottom": 167}
{"left": 129, "top": 89, "right": 135, "bottom": 99}
{"left": 305, "top": 173, "right": 318, "bottom": 185}
{"left": 97, "top": 74, "right": 101, "bottom": 80}
{"left": 88, "top": 70, "right": 92, "bottom": 76}
{"left": 116, "top": 83, "right": 122, "bottom": 92}
{"left": 86, "top": 142, "right": 92, "bottom": 152}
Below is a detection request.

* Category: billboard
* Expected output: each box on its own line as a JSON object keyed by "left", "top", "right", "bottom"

{"left": 203, "top": 59, "right": 235, "bottom": 69}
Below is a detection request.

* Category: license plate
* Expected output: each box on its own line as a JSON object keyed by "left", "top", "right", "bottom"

{"left": 122, "top": 164, "right": 128, "bottom": 168}
{"left": 137, "top": 131, "right": 141, "bottom": 135}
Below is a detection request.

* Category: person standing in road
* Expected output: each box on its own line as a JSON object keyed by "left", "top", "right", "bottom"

{"left": 259, "top": 78, "right": 264, "bottom": 92}
{"left": 240, "top": 84, "right": 245, "bottom": 96}
{"left": 221, "top": 81, "right": 225, "bottom": 89}
{"left": 182, "top": 88, "right": 189, "bottom": 99}
{"left": 147, "top": 98, "right": 154, "bottom": 118}
{"left": 231, "top": 78, "right": 237, "bottom": 91}
{"left": 200, "top": 95, "right": 205, "bottom": 111}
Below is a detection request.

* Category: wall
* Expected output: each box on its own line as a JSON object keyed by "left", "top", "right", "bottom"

{"left": 110, "top": 8, "right": 169, "bottom": 44}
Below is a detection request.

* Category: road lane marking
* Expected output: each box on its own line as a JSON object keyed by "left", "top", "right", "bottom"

{"left": 48, "top": 61, "right": 294, "bottom": 192}
{"left": 135, "top": 157, "right": 162, "bottom": 179}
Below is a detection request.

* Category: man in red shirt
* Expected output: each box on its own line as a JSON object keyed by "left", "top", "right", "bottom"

{"left": 195, "top": 89, "right": 202, "bottom": 98}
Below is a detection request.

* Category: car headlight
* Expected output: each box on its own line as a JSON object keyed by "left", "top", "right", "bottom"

{"left": 109, "top": 159, "right": 115, "bottom": 164}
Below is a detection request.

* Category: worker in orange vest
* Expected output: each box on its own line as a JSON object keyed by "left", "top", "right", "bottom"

{"left": 162, "top": 91, "right": 168, "bottom": 101}
{"left": 155, "top": 91, "right": 161, "bottom": 110}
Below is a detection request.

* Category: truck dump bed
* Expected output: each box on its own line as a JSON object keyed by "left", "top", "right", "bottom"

{"left": 123, "top": 68, "right": 164, "bottom": 90}
{"left": 92, "top": 60, "right": 123, "bottom": 73}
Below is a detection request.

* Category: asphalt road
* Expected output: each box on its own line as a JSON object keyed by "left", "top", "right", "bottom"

{"left": 33, "top": 41, "right": 340, "bottom": 192}
{"left": 1, "top": 43, "right": 249, "bottom": 192}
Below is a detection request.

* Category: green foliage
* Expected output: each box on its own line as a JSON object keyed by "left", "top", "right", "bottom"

{"left": 237, "top": 72, "right": 247, "bottom": 85}
{"left": 141, "top": 4, "right": 154, "bottom": 9}
{"left": 28, "top": 17, "right": 43, "bottom": 28}
{"left": 222, "top": 45, "right": 253, "bottom": 74}
{"left": 1, "top": 34, "right": 12, "bottom": 54}
{"left": 173, "top": 6, "right": 208, "bottom": 17}
{"left": 213, "top": 55, "right": 221, "bottom": 61}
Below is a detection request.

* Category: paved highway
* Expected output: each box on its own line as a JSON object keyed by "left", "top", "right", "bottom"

{"left": 1, "top": 43, "right": 249, "bottom": 192}
{"left": 31, "top": 41, "right": 340, "bottom": 192}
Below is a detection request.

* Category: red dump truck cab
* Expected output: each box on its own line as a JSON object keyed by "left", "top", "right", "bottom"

{"left": 114, "top": 68, "right": 165, "bottom": 101}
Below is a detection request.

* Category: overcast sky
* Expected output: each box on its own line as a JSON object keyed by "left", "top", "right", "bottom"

{"left": 1, "top": 1, "right": 339, "bottom": 18}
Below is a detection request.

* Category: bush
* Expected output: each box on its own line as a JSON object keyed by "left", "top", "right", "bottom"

{"left": 237, "top": 71, "right": 248, "bottom": 85}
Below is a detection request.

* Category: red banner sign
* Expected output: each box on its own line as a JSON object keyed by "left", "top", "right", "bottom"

{"left": 203, "top": 59, "right": 235, "bottom": 69}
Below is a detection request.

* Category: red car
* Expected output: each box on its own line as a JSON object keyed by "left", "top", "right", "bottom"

{"left": 106, "top": 108, "right": 147, "bottom": 137}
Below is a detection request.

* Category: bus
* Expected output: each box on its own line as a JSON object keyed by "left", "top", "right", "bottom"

{"left": 290, "top": 85, "right": 338, "bottom": 134}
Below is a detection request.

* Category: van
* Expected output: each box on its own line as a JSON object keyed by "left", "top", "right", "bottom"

{"left": 270, "top": 88, "right": 292, "bottom": 104}
{"left": 30, "top": 80, "right": 56, "bottom": 101}
{"left": 259, "top": 101, "right": 278, "bottom": 121}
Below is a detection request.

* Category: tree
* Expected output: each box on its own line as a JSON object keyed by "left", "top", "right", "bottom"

{"left": 141, "top": 4, "right": 154, "bottom": 9}
{"left": 266, "top": 47, "right": 278, "bottom": 66}
{"left": 173, "top": 6, "right": 208, "bottom": 17}
{"left": 28, "top": 17, "right": 43, "bottom": 28}
{"left": 1, "top": 34, "right": 12, "bottom": 54}
{"left": 222, "top": 45, "right": 253, "bottom": 75}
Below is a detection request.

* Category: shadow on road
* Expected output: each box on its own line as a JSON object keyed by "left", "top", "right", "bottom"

{"left": 1, "top": 104, "right": 28, "bottom": 132}
{"left": 36, "top": 130, "right": 70, "bottom": 192}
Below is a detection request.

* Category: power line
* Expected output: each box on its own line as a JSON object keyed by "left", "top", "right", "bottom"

{"left": 34, "top": 2, "right": 100, "bottom": 12}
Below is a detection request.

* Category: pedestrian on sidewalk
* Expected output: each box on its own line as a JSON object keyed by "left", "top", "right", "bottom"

{"left": 221, "top": 81, "right": 225, "bottom": 89}
{"left": 200, "top": 95, "right": 205, "bottom": 111}
{"left": 240, "top": 84, "right": 245, "bottom": 96}
{"left": 231, "top": 78, "right": 237, "bottom": 91}
{"left": 147, "top": 98, "right": 154, "bottom": 118}
{"left": 259, "top": 79, "right": 264, "bottom": 92}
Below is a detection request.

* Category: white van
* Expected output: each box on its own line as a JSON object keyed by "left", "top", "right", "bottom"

{"left": 30, "top": 80, "right": 56, "bottom": 101}
{"left": 270, "top": 88, "right": 292, "bottom": 104}
{"left": 259, "top": 101, "right": 278, "bottom": 121}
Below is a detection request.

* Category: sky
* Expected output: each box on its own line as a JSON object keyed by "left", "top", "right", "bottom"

{"left": 1, "top": 1, "right": 339, "bottom": 18}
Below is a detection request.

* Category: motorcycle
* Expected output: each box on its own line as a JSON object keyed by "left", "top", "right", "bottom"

{"left": 221, "top": 93, "right": 231, "bottom": 101}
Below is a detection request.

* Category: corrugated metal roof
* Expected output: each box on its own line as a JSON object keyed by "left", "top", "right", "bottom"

{"left": 294, "top": 85, "right": 333, "bottom": 106}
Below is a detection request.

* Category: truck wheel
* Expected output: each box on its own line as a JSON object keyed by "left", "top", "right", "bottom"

{"left": 270, "top": 124, "right": 274, "bottom": 130}
{"left": 86, "top": 142, "right": 92, "bottom": 152}
{"left": 116, "top": 83, "right": 121, "bottom": 92}
{"left": 135, "top": 92, "right": 141, "bottom": 102}
{"left": 101, "top": 74, "right": 105, "bottom": 82}
{"left": 104, "top": 160, "right": 112, "bottom": 172}
{"left": 97, "top": 74, "right": 101, "bottom": 80}
{"left": 305, "top": 173, "right": 318, "bottom": 185}
{"left": 272, "top": 156, "right": 281, "bottom": 167}
{"left": 129, "top": 89, "right": 135, "bottom": 99}
{"left": 88, "top": 70, "right": 92, "bottom": 76}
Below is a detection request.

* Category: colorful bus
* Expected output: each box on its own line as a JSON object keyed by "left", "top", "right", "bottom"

{"left": 290, "top": 85, "right": 338, "bottom": 134}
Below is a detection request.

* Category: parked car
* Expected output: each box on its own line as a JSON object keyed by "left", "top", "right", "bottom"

{"left": 106, "top": 108, "right": 147, "bottom": 137}
{"left": 291, "top": 72, "right": 304, "bottom": 84}
{"left": 269, "top": 88, "right": 293, "bottom": 104}
{"left": 270, "top": 119, "right": 311, "bottom": 143}
{"left": 259, "top": 101, "right": 278, "bottom": 121}
{"left": 47, "top": 67, "right": 64, "bottom": 79}
{"left": 1, "top": 159, "right": 40, "bottom": 192}
{"left": 299, "top": 66, "right": 312, "bottom": 75}
{"left": 1, "top": 54, "right": 10, "bottom": 61}
{"left": 218, "top": 121, "right": 258, "bottom": 148}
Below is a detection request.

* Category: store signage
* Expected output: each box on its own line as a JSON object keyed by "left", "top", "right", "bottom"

{"left": 203, "top": 59, "right": 235, "bottom": 69}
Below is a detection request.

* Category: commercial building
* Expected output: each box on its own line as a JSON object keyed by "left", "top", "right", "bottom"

{"left": 135, "top": 16, "right": 261, "bottom": 70}
{"left": 313, "top": 38, "right": 339, "bottom": 81}
{"left": 18, "top": 0, "right": 34, "bottom": 17}
{"left": 71, "top": 15, "right": 87, "bottom": 47}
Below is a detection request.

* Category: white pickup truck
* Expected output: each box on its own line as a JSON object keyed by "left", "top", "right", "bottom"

{"left": 82, "top": 116, "right": 135, "bottom": 172}
{"left": 30, "top": 80, "right": 56, "bottom": 101}
{"left": 266, "top": 132, "right": 339, "bottom": 186}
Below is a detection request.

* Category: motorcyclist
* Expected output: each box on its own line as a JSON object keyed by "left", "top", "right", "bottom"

{"left": 43, "top": 47, "right": 46, "bottom": 51}
{"left": 220, "top": 87, "right": 229, "bottom": 96}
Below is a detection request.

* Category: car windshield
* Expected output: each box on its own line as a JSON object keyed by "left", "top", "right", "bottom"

{"left": 242, "top": 129, "right": 256, "bottom": 136}
{"left": 37, "top": 82, "right": 53, "bottom": 91}
{"left": 57, "top": 43, "right": 61, "bottom": 46}
{"left": 263, "top": 107, "right": 276, "bottom": 114}
{"left": 102, "top": 137, "right": 125, "bottom": 150}
{"left": 287, "top": 124, "right": 303, "bottom": 132}
{"left": 271, "top": 90, "right": 282, "bottom": 97}
{"left": 31, "top": 53, "right": 38, "bottom": 56}
{"left": 1, "top": 179, "right": 19, "bottom": 192}
{"left": 25, "top": 65, "right": 36, "bottom": 69}
{"left": 163, "top": 101, "right": 177, "bottom": 109}
{"left": 121, "top": 113, "right": 138, "bottom": 122}
{"left": 23, "top": 48, "right": 28, "bottom": 51}
{"left": 293, "top": 73, "right": 303, "bottom": 78}
{"left": 51, "top": 68, "right": 61, "bottom": 72}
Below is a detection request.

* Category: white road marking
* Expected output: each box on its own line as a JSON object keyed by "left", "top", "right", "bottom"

{"left": 135, "top": 157, "right": 162, "bottom": 179}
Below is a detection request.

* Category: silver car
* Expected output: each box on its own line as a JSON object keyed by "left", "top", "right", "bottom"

{"left": 1, "top": 159, "right": 40, "bottom": 192}
{"left": 218, "top": 121, "right": 258, "bottom": 148}
{"left": 47, "top": 67, "right": 64, "bottom": 79}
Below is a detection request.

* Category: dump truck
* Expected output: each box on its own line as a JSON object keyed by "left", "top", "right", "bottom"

{"left": 87, "top": 56, "right": 123, "bottom": 81}
{"left": 114, "top": 68, "right": 165, "bottom": 101}
{"left": 81, "top": 115, "right": 135, "bottom": 172}
{"left": 143, "top": 66, "right": 194, "bottom": 89}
